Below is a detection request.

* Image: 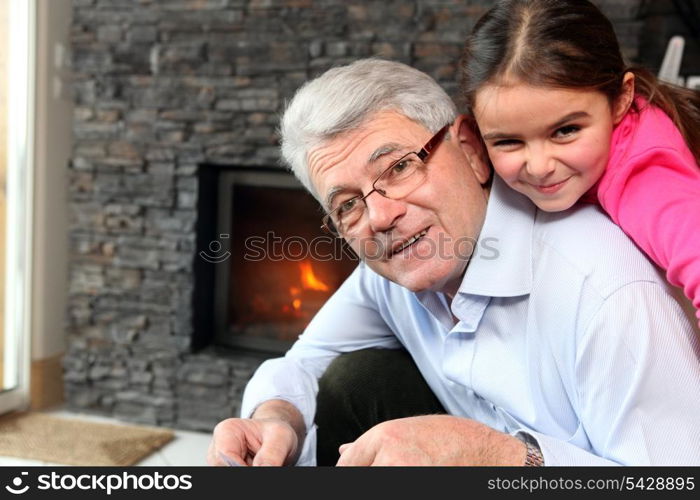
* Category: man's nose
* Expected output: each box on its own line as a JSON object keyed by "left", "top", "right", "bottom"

{"left": 364, "top": 191, "right": 407, "bottom": 233}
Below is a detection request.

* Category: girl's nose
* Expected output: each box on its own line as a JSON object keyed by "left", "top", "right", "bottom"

{"left": 524, "top": 149, "right": 556, "bottom": 180}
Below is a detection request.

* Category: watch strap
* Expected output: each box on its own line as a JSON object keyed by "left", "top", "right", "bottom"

{"left": 517, "top": 434, "right": 544, "bottom": 467}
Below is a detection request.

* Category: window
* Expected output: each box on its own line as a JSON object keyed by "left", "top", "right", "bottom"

{"left": 0, "top": 0, "right": 34, "bottom": 412}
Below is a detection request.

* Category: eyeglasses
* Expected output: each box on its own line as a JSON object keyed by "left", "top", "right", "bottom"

{"left": 321, "top": 124, "right": 450, "bottom": 237}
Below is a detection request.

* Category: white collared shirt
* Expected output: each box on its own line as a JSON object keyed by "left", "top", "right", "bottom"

{"left": 241, "top": 177, "right": 700, "bottom": 465}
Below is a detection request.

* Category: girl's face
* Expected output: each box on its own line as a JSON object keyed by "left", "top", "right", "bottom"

{"left": 473, "top": 79, "right": 632, "bottom": 212}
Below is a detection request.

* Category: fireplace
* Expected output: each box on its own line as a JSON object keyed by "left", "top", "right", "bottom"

{"left": 194, "top": 165, "right": 358, "bottom": 354}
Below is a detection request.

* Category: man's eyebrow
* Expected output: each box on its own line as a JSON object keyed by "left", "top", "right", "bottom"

{"left": 368, "top": 143, "right": 402, "bottom": 163}
{"left": 481, "top": 111, "right": 591, "bottom": 140}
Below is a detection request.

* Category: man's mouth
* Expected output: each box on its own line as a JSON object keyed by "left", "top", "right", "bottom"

{"left": 390, "top": 228, "right": 429, "bottom": 256}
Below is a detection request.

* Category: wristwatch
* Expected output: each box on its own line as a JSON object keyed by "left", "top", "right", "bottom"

{"left": 517, "top": 434, "right": 544, "bottom": 467}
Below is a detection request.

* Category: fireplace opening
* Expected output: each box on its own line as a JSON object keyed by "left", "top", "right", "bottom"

{"left": 194, "top": 165, "right": 358, "bottom": 353}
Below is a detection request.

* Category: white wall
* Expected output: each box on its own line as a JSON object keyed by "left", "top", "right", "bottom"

{"left": 32, "top": 0, "right": 72, "bottom": 360}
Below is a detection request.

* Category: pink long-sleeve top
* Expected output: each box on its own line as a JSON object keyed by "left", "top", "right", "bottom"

{"left": 593, "top": 97, "right": 700, "bottom": 327}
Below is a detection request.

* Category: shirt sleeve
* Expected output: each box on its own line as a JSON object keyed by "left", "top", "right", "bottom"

{"left": 597, "top": 143, "right": 700, "bottom": 329}
{"left": 521, "top": 281, "right": 700, "bottom": 466}
{"left": 240, "top": 262, "right": 401, "bottom": 465}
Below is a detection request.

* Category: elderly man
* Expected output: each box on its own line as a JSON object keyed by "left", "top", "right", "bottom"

{"left": 208, "top": 59, "right": 700, "bottom": 466}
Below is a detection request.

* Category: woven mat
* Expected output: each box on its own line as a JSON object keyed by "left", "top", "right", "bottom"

{"left": 0, "top": 412, "right": 175, "bottom": 466}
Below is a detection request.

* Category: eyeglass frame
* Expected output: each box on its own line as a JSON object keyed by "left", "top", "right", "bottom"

{"left": 320, "top": 123, "right": 451, "bottom": 236}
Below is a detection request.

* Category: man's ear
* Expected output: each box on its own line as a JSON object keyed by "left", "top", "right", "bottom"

{"left": 455, "top": 114, "right": 492, "bottom": 185}
{"left": 613, "top": 71, "right": 635, "bottom": 125}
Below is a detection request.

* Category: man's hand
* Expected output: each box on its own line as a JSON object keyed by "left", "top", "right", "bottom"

{"left": 336, "top": 415, "right": 526, "bottom": 466}
{"left": 207, "top": 400, "right": 305, "bottom": 466}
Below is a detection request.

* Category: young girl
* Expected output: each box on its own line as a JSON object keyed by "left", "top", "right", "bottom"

{"left": 460, "top": 0, "right": 700, "bottom": 327}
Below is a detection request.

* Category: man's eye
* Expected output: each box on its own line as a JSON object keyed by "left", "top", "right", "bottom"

{"left": 392, "top": 159, "right": 410, "bottom": 173}
{"left": 384, "top": 156, "right": 419, "bottom": 180}
{"left": 337, "top": 197, "right": 358, "bottom": 215}
{"left": 553, "top": 125, "right": 580, "bottom": 138}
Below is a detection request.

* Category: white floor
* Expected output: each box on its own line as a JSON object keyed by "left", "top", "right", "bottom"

{"left": 0, "top": 409, "right": 212, "bottom": 466}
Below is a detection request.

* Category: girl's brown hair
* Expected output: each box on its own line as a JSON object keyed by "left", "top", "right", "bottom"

{"left": 459, "top": 0, "right": 700, "bottom": 164}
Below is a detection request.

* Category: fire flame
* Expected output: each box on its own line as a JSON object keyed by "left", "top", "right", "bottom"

{"left": 299, "top": 261, "right": 330, "bottom": 292}
{"left": 283, "top": 261, "right": 330, "bottom": 317}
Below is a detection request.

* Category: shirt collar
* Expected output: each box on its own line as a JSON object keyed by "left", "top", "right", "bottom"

{"left": 457, "top": 176, "right": 535, "bottom": 298}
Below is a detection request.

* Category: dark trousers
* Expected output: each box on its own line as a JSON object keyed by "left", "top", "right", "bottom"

{"left": 314, "top": 348, "right": 446, "bottom": 466}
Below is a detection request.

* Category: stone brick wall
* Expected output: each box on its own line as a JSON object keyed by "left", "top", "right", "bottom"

{"left": 65, "top": 0, "right": 645, "bottom": 431}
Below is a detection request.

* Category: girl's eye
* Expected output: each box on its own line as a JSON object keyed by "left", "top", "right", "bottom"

{"left": 553, "top": 125, "right": 580, "bottom": 139}
{"left": 492, "top": 139, "right": 522, "bottom": 149}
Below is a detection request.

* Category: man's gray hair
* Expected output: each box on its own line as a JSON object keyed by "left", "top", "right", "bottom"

{"left": 279, "top": 58, "right": 457, "bottom": 201}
